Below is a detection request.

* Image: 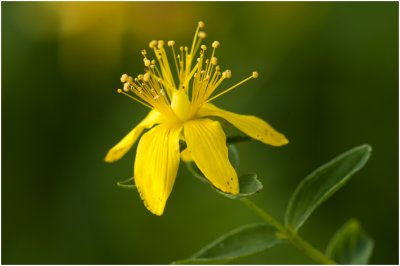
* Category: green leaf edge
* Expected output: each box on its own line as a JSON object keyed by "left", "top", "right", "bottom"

{"left": 172, "top": 223, "right": 282, "bottom": 264}
{"left": 284, "top": 144, "right": 372, "bottom": 231}
{"left": 116, "top": 176, "right": 136, "bottom": 190}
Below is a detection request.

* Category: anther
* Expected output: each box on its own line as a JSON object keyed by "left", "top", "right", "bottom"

{"left": 127, "top": 76, "right": 133, "bottom": 83}
{"left": 151, "top": 59, "right": 156, "bottom": 65}
{"left": 212, "top": 41, "right": 220, "bottom": 48}
{"left": 211, "top": 57, "right": 218, "bottom": 66}
{"left": 153, "top": 95, "right": 160, "bottom": 100}
{"left": 168, "top": 40, "right": 175, "bottom": 46}
{"left": 141, "top": 49, "right": 147, "bottom": 56}
{"left": 143, "top": 73, "right": 150, "bottom": 82}
{"left": 144, "top": 59, "right": 151, "bottom": 67}
{"left": 201, "top": 44, "right": 207, "bottom": 50}
{"left": 123, "top": 83, "right": 130, "bottom": 92}
{"left": 198, "top": 31, "right": 207, "bottom": 39}
{"left": 149, "top": 40, "right": 157, "bottom": 49}
{"left": 198, "top": 21, "right": 205, "bottom": 28}
{"left": 120, "top": 74, "right": 128, "bottom": 83}
{"left": 252, "top": 71, "right": 259, "bottom": 78}
{"left": 157, "top": 40, "right": 165, "bottom": 49}
{"left": 223, "top": 70, "right": 232, "bottom": 78}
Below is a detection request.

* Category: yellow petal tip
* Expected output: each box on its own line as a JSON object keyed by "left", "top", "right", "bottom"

{"left": 104, "top": 151, "right": 118, "bottom": 163}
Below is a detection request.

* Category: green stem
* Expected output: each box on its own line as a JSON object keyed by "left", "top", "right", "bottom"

{"left": 240, "top": 198, "right": 336, "bottom": 265}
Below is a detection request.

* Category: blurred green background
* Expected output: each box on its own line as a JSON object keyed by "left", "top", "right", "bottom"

{"left": 2, "top": 2, "right": 398, "bottom": 264}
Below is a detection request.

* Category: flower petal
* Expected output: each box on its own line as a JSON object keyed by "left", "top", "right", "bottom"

{"left": 105, "top": 110, "right": 163, "bottom": 163}
{"left": 198, "top": 103, "right": 288, "bottom": 146}
{"left": 134, "top": 123, "right": 182, "bottom": 216}
{"left": 184, "top": 119, "right": 239, "bottom": 194}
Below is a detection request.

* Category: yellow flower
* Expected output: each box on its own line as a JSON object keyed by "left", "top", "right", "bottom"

{"left": 105, "top": 21, "right": 288, "bottom": 216}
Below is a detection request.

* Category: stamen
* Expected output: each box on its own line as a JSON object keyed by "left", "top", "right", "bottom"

{"left": 206, "top": 72, "right": 257, "bottom": 103}
{"left": 117, "top": 89, "right": 153, "bottom": 109}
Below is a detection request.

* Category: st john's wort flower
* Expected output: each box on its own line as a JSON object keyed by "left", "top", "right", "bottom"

{"left": 105, "top": 21, "right": 288, "bottom": 215}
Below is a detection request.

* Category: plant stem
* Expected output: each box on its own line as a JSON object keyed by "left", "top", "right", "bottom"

{"left": 240, "top": 198, "right": 336, "bottom": 265}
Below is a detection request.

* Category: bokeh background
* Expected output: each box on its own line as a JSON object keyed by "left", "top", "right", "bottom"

{"left": 2, "top": 2, "right": 398, "bottom": 264}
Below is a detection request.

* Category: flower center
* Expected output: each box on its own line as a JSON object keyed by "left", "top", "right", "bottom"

{"left": 171, "top": 89, "right": 193, "bottom": 122}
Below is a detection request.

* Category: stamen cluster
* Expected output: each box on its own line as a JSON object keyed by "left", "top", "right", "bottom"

{"left": 117, "top": 21, "right": 258, "bottom": 118}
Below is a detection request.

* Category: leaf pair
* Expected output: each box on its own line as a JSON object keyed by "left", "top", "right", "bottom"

{"left": 174, "top": 218, "right": 374, "bottom": 265}
{"left": 175, "top": 144, "right": 374, "bottom": 264}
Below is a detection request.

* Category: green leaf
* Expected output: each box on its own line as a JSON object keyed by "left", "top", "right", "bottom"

{"left": 173, "top": 223, "right": 282, "bottom": 264}
{"left": 116, "top": 176, "right": 136, "bottom": 190}
{"left": 285, "top": 144, "right": 372, "bottom": 231}
{"left": 326, "top": 219, "right": 374, "bottom": 264}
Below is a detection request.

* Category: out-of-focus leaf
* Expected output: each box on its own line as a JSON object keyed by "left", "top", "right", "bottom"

{"left": 173, "top": 223, "right": 282, "bottom": 264}
{"left": 285, "top": 144, "right": 372, "bottom": 231}
{"left": 326, "top": 219, "right": 374, "bottom": 264}
{"left": 117, "top": 176, "right": 136, "bottom": 190}
{"left": 228, "top": 144, "right": 240, "bottom": 170}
